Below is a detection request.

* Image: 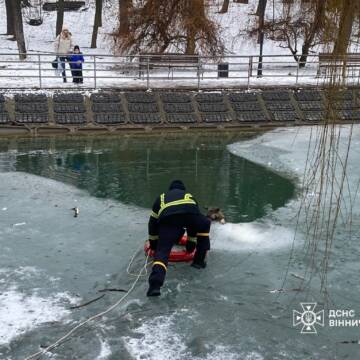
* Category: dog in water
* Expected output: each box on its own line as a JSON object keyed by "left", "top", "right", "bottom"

{"left": 206, "top": 207, "right": 225, "bottom": 224}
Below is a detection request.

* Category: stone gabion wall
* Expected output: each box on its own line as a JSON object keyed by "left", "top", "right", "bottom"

{"left": 0, "top": 89, "right": 359, "bottom": 134}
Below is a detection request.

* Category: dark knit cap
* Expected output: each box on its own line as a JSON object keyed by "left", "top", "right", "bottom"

{"left": 169, "top": 180, "right": 186, "bottom": 190}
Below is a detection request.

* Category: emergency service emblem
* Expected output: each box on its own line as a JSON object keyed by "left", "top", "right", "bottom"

{"left": 293, "top": 303, "right": 324, "bottom": 334}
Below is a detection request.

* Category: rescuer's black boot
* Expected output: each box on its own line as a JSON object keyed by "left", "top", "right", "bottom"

{"left": 191, "top": 250, "right": 207, "bottom": 269}
{"left": 147, "top": 285, "right": 161, "bottom": 297}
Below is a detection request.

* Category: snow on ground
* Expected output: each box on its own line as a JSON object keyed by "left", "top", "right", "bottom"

{"left": 0, "top": 0, "right": 293, "bottom": 57}
{"left": 0, "top": 0, "right": 348, "bottom": 89}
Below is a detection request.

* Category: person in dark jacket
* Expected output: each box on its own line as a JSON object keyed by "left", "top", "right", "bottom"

{"left": 147, "top": 180, "right": 211, "bottom": 297}
{"left": 69, "top": 45, "right": 84, "bottom": 84}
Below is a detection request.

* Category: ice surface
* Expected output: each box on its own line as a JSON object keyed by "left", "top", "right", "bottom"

{"left": 96, "top": 338, "right": 112, "bottom": 360}
{"left": 1, "top": 129, "right": 360, "bottom": 359}
{"left": 124, "top": 311, "right": 262, "bottom": 360}
{"left": 228, "top": 125, "right": 360, "bottom": 182}
{"left": 0, "top": 171, "right": 148, "bottom": 355}
{"left": 0, "top": 284, "right": 74, "bottom": 346}
{"left": 211, "top": 221, "right": 295, "bottom": 251}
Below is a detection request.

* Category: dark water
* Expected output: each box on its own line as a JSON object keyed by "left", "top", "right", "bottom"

{"left": 7, "top": 133, "right": 295, "bottom": 223}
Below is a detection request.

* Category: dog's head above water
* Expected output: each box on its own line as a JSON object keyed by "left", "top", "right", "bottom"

{"left": 206, "top": 207, "right": 226, "bottom": 224}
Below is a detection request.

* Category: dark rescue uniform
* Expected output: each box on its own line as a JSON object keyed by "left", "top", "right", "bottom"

{"left": 148, "top": 182, "right": 211, "bottom": 292}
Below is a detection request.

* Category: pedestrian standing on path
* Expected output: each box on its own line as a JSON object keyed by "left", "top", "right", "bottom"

{"left": 69, "top": 45, "right": 84, "bottom": 84}
{"left": 53, "top": 26, "right": 74, "bottom": 83}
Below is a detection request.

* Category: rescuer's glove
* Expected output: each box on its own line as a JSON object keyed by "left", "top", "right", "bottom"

{"left": 185, "top": 240, "right": 196, "bottom": 253}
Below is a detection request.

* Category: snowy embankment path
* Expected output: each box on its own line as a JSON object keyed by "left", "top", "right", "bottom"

{"left": 0, "top": 0, "right": 327, "bottom": 89}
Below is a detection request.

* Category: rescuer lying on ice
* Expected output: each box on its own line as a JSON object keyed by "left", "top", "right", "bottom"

{"left": 147, "top": 180, "right": 211, "bottom": 297}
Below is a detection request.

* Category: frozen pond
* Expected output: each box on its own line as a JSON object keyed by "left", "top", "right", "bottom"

{"left": 0, "top": 129, "right": 359, "bottom": 360}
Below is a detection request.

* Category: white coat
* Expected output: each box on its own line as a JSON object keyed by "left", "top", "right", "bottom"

{"left": 54, "top": 34, "right": 74, "bottom": 55}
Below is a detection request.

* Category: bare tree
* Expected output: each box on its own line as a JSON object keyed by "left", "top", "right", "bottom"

{"left": 256, "top": 0, "right": 267, "bottom": 77}
{"left": 118, "top": 0, "right": 133, "bottom": 39}
{"left": 299, "top": 0, "right": 325, "bottom": 67}
{"left": 333, "top": 0, "right": 359, "bottom": 55}
{"left": 12, "top": 0, "right": 27, "bottom": 59}
{"left": 5, "top": 0, "right": 15, "bottom": 36}
{"left": 113, "top": 0, "right": 223, "bottom": 57}
{"left": 91, "top": 0, "right": 103, "bottom": 48}
{"left": 249, "top": 0, "right": 329, "bottom": 66}
{"left": 219, "top": 0, "right": 229, "bottom": 14}
{"left": 56, "top": 0, "right": 65, "bottom": 36}
{"left": 184, "top": 0, "right": 206, "bottom": 54}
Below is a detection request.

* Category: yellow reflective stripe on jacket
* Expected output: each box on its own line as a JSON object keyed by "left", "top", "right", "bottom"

{"left": 150, "top": 211, "right": 159, "bottom": 219}
{"left": 197, "top": 232, "right": 209, "bottom": 237}
{"left": 153, "top": 261, "right": 167, "bottom": 271}
{"left": 187, "top": 236, "right": 197, "bottom": 243}
{"left": 158, "top": 193, "right": 196, "bottom": 217}
{"left": 149, "top": 235, "right": 159, "bottom": 240}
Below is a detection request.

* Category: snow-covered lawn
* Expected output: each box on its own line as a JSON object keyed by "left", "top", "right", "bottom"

{"left": 0, "top": 0, "right": 358, "bottom": 89}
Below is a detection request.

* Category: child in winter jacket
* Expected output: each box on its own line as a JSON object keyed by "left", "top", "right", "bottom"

{"left": 69, "top": 45, "right": 85, "bottom": 84}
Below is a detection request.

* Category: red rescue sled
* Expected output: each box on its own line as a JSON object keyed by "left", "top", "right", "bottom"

{"left": 144, "top": 235, "right": 195, "bottom": 262}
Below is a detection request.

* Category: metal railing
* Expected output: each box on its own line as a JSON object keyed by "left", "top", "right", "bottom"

{"left": 0, "top": 52, "right": 359, "bottom": 90}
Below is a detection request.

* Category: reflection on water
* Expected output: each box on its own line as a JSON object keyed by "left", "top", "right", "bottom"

{"left": 1, "top": 133, "right": 295, "bottom": 222}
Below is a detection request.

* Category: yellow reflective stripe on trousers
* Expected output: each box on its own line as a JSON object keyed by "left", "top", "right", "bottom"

{"left": 153, "top": 261, "right": 167, "bottom": 271}
{"left": 196, "top": 232, "right": 209, "bottom": 236}
{"left": 149, "top": 235, "right": 159, "bottom": 240}
{"left": 158, "top": 193, "right": 196, "bottom": 217}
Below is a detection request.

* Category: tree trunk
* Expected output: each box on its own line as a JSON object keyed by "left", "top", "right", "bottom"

{"left": 91, "top": 0, "right": 103, "bottom": 48}
{"left": 256, "top": 0, "right": 267, "bottom": 17}
{"left": 186, "top": 32, "right": 196, "bottom": 55}
{"left": 56, "top": 0, "right": 65, "bottom": 36}
{"left": 185, "top": 0, "right": 205, "bottom": 55}
{"left": 13, "top": 0, "right": 26, "bottom": 59}
{"left": 119, "top": 0, "right": 133, "bottom": 37}
{"left": 299, "top": 0, "right": 325, "bottom": 67}
{"left": 5, "top": 0, "right": 15, "bottom": 36}
{"left": 257, "top": 0, "right": 267, "bottom": 77}
{"left": 219, "top": 0, "right": 230, "bottom": 14}
{"left": 333, "top": 0, "right": 357, "bottom": 55}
